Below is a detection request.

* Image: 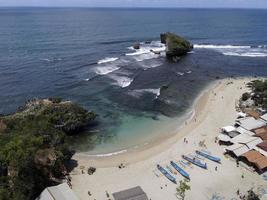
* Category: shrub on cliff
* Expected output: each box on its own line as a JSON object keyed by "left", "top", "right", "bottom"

{"left": 0, "top": 98, "right": 96, "bottom": 200}
{"left": 247, "top": 80, "right": 267, "bottom": 109}
{"left": 242, "top": 92, "right": 251, "bottom": 101}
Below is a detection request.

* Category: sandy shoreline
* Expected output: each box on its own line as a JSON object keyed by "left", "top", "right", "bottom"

{"left": 71, "top": 77, "right": 267, "bottom": 200}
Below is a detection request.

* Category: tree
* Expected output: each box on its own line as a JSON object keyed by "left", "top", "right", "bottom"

{"left": 242, "top": 92, "right": 250, "bottom": 101}
{"left": 0, "top": 98, "right": 96, "bottom": 199}
{"left": 176, "top": 179, "right": 191, "bottom": 200}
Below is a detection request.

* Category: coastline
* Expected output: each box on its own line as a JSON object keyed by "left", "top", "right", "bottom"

{"left": 71, "top": 77, "right": 267, "bottom": 200}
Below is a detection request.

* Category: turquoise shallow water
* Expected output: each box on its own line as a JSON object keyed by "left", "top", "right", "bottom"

{"left": 1, "top": 8, "right": 267, "bottom": 154}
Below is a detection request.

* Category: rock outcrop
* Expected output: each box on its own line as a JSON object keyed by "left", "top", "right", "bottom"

{"left": 133, "top": 43, "right": 140, "bottom": 50}
{"left": 160, "top": 32, "right": 193, "bottom": 59}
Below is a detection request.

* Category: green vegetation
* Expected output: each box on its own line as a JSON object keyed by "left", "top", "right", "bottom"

{"left": 160, "top": 32, "right": 193, "bottom": 58}
{"left": 0, "top": 98, "right": 96, "bottom": 200}
{"left": 176, "top": 179, "right": 191, "bottom": 200}
{"left": 242, "top": 92, "right": 251, "bottom": 101}
{"left": 247, "top": 79, "right": 267, "bottom": 109}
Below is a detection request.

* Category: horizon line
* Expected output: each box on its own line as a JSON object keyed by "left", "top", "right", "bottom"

{"left": 0, "top": 6, "right": 267, "bottom": 10}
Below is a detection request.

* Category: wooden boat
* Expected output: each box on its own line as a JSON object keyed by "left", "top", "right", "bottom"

{"left": 157, "top": 164, "right": 176, "bottom": 184}
{"left": 166, "top": 165, "right": 177, "bottom": 175}
{"left": 182, "top": 155, "right": 207, "bottom": 169}
{"left": 170, "top": 161, "right": 190, "bottom": 180}
{"left": 196, "top": 150, "right": 221, "bottom": 163}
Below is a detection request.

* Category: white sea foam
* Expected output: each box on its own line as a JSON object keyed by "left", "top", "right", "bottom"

{"left": 194, "top": 44, "right": 251, "bottom": 49}
{"left": 109, "top": 75, "right": 133, "bottom": 88}
{"left": 139, "top": 61, "right": 162, "bottom": 69}
{"left": 194, "top": 44, "right": 267, "bottom": 58}
{"left": 95, "top": 65, "right": 120, "bottom": 75}
{"left": 134, "top": 53, "right": 161, "bottom": 62}
{"left": 87, "top": 149, "right": 128, "bottom": 157}
{"left": 41, "top": 58, "right": 62, "bottom": 62}
{"left": 128, "top": 88, "right": 161, "bottom": 98}
{"left": 126, "top": 41, "right": 166, "bottom": 61}
{"left": 177, "top": 72, "right": 184, "bottom": 76}
{"left": 97, "top": 57, "right": 119, "bottom": 64}
{"left": 223, "top": 52, "right": 267, "bottom": 57}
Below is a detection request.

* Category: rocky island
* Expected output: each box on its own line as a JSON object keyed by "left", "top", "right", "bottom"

{"left": 0, "top": 98, "right": 96, "bottom": 200}
{"left": 160, "top": 32, "right": 193, "bottom": 59}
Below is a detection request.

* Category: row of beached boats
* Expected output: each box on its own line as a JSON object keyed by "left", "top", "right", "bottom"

{"left": 157, "top": 150, "right": 221, "bottom": 184}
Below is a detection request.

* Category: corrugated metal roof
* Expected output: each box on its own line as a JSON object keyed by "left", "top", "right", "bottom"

{"left": 236, "top": 117, "right": 266, "bottom": 131}
{"left": 257, "top": 141, "right": 267, "bottom": 152}
{"left": 235, "top": 126, "right": 255, "bottom": 136}
{"left": 37, "top": 183, "right": 79, "bottom": 200}
{"left": 230, "top": 134, "right": 254, "bottom": 144}
{"left": 218, "top": 134, "right": 231, "bottom": 142}
{"left": 233, "top": 146, "right": 250, "bottom": 157}
{"left": 255, "top": 132, "right": 267, "bottom": 141}
{"left": 242, "top": 150, "right": 267, "bottom": 170}
{"left": 225, "top": 144, "right": 250, "bottom": 157}
{"left": 221, "top": 126, "right": 235, "bottom": 133}
{"left": 260, "top": 113, "right": 267, "bottom": 122}
{"left": 254, "top": 127, "right": 267, "bottom": 135}
{"left": 245, "top": 137, "right": 263, "bottom": 149}
{"left": 254, "top": 146, "right": 267, "bottom": 157}
{"left": 113, "top": 186, "right": 148, "bottom": 200}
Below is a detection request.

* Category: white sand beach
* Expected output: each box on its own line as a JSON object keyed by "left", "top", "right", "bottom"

{"left": 71, "top": 78, "right": 267, "bottom": 200}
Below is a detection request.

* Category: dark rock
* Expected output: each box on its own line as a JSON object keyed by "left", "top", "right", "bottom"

{"left": 160, "top": 32, "right": 193, "bottom": 59}
{"left": 133, "top": 43, "right": 140, "bottom": 50}
{"left": 160, "top": 85, "right": 169, "bottom": 91}
{"left": 88, "top": 167, "right": 96, "bottom": 175}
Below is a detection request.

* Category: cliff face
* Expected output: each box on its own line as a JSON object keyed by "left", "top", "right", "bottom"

{"left": 0, "top": 98, "right": 96, "bottom": 200}
{"left": 160, "top": 32, "right": 193, "bottom": 58}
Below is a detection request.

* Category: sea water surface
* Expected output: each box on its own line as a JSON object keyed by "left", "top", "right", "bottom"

{"left": 1, "top": 8, "right": 267, "bottom": 155}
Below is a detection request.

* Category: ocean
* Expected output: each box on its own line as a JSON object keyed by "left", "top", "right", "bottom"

{"left": 1, "top": 8, "right": 267, "bottom": 155}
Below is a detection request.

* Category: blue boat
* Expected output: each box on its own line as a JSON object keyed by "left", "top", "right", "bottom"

{"left": 182, "top": 155, "right": 207, "bottom": 169}
{"left": 157, "top": 164, "right": 176, "bottom": 184}
{"left": 196, "top": 150, "right": 221, "bottom": 163}
{"left": 170, "top": 161, "right": 190, "bottom": 180}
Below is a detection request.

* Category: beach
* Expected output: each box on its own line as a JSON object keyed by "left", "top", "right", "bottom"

{"left": 71, "top": 77, "right": 267, "bottom": 200}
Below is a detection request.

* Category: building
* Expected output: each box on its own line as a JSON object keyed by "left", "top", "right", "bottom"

{"left": 112, "top": 186, "right": 148, "bottom": 200}
{"left": 241, "top": 150, "right": 267, "bottom": 172}
{"left": 235, "top": 117, "right": 266, "bottom": 131}
{"left": 36, "top": 183, "right": 79, "bottom": 200}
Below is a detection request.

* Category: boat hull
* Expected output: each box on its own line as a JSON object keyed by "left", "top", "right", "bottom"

{"left": 157, "top": 164, "right": 176, "bottom": 184}
{"left": 196, "top": 150, "right": 221, "bottom": 163}
{"left": 170, "top": 161, "right": 190, "bottom": 180}
{"left": 182, "top": 155, "right": 207, "bottom": 169}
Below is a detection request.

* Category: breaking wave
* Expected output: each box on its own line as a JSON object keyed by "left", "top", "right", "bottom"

{"left": 87, "top": 149, "right": 128, "bottom": 157}
{"left": 194, "top": 44, "right": 267, "bottom": 57}
{"left": 126, "top": 41, "right": 166, "bottom": 61}
{"left": 109, "top": 75, "right": 134, "bottom": 88}
{"left": 194, "top": 44, "right": 251, "bottom": 49}
{"left": 95, "top": 65, "right": 120, "bottom": 75}
{"left": 97, "top": 57, "right": 119, "bottom": 64}
{"left": 128, "top": 88, "right": 161, "bottom": 98}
